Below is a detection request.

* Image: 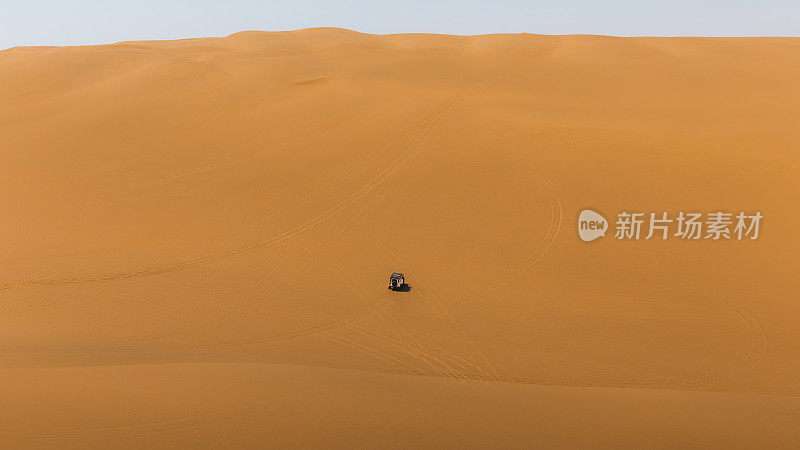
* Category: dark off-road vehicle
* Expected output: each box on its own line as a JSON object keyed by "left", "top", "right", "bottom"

{"left": 388, "top": 273, "right": 405, "bottom": 291}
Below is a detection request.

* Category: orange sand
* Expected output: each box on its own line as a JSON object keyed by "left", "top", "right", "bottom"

{"left": 1, "top": 28, "right": 799, "bottom": 447}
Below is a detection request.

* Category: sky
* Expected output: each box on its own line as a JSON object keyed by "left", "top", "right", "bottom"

{"left": 2, "top": 0, "right": 798, "bottom": 50}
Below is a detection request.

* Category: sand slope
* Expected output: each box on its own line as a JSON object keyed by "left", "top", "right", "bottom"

{"left": 1, "top": 28, "right": 799, "bottom": 447}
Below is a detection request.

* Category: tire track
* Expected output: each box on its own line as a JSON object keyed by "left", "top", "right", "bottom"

{"left": 90, "top": 97, "right": 459, "bottom": 345}
{"left": 611, "top": 285, "right": 768, "bottom": 377}
{"left": 544, "top": 287, "right": 768, "bottom": 380}
{"left": 0, "top": 148, "right": 279, "bottom": 324}
{"left": 373, "top": 238, "right": 500, "bottom": 382}
{"left": 703, "top": 288, "right": 768, "bottom": 375}
{"left": 445, "top": 175, "right": 563, "bottom": 309}
{"left": 0, "top": 102, "right": 454, "bottom": 292}
{"left": 326, "top": 259, "right": 474, "bottom": 380}
{"left": 1, "top": 392, "right": 317, "bottom": 442}
{"left": 2, "top": 144, "right": 272, "bottom": 294}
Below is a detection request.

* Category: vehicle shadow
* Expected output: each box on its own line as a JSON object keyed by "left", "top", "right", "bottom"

{"left": 389, "top": 284, "right": 412, "bottom": 292}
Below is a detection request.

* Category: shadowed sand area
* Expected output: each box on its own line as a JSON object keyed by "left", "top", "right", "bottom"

{"left": 1, "top": 28, "right": 799, "bottom": 447}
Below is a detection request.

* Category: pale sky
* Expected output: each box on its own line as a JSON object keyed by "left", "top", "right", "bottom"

{"left": 2, "top": 0, "right": 798, "bottom": 50}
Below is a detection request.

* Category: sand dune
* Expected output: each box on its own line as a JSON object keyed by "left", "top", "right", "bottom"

{"left": 1, "top": 28, "right": 799, "bottom": 447}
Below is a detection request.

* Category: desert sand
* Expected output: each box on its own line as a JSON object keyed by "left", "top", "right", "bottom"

{"left": 1, "top": 28, "right": 799, "bottom": 447}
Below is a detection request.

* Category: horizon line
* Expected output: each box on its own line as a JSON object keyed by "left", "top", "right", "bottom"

{"left": 4, "top": 27, "right": 799, "bottom": 52}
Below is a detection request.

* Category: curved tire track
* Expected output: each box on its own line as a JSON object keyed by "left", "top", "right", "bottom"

{"left": 445, "top": 175, "right": 563, "bottom": 309}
